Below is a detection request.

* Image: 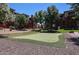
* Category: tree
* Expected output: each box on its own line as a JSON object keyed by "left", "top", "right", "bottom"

{"left": 67, "top": 3, "right": 79, "bottom": 29}
{"left": 28, "top": 15, "right": 36, "bottom": 29}
{"left": 10, "top": 8, "right": 15, "bottom": 13}
{"left": 35, "top": 10, "right": 46, "bottom": 23}
{"left": 45, "top": 5, "right": 59, "bottom": 31}
{"left": 15, "top": 14, "right": 27, "bottom": 30}
{"left": 0, "top": 8, "right": 6, "bottom": 23}
{"left": 35, "top": 10, "right": 47, "bottom": 30}
{"left": 68, "top": 3, "right": 79, "bottom": 20}
{"left": 0, "top": 3, "right": 15, "bottom": 27}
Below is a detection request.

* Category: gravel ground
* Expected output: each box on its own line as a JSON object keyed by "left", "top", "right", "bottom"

{"left": 0, "top": 38, "right": 79, "bottom": 55}
{"left": 0, "top": 29, "right": 32, "bottom": 35}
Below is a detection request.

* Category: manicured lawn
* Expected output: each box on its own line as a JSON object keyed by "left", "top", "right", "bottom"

{"left": 1, "top": 29, "right": 79, "bottom": 47}
{"left": 58, "top": 29, "right": 79, "bottom": 33}
{"left": 6, "top": 32, "right": 65, "bottom": 47}
{"left": 12, "top": 33, "right": 60, "bottom": 43}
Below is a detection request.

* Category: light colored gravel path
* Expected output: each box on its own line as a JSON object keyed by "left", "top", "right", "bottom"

{"left": 0, "top": 38, "right": 79, "bottom": 55}
{"left": 0, "top": 29, "right": 32, "bottom": 35}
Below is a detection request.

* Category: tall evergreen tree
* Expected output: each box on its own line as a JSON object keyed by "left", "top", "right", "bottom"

{"left": 46, "top": 5, "right": 59, "bottom": 31}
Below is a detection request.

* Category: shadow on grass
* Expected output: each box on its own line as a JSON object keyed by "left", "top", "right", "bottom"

{"left": 33, "top": 30, "right": 60, "bottom": 33}
{"left": 0, "top": 35, "right": 8, "bottom": 38}
{"left": 40, "top": 31, "right": 60, "bottom": 33}
{"left": 7, "top": 33, "right": 65, "bottom": 48}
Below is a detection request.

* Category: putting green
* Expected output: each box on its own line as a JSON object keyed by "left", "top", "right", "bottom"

{"left": 12, "top": 33, "right": 62, "bottom": 43}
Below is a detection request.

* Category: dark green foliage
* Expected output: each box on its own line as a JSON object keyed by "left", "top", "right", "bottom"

{"left": 35, "top": 10, "right": 46, "bottom": 23}
{"left": 0, "top": 8, "right": 6, "bottom": 23}
{"left": 68, "top": 3, "right": 79, "bottom": 19}
{"left": 45, "top": 5, "right": 59, "bottom": 31}
{"left": 15, "top": 14, "right": 27, "bottom": 30}
{"left": 0, "top": 3, "right": 79, "bottom": 31}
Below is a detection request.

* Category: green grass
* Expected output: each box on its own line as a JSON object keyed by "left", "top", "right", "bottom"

{"left": 3, "top": 29, "right": 79, "bottom": 47}
{"left": 58, "top": 29, "right": 79, "bottom": 33}
{"left": 6, "top": 32, "right": 65, "bottom": 47}
{"left": 12, "top": 33, "right": 60, "bottom": 43}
